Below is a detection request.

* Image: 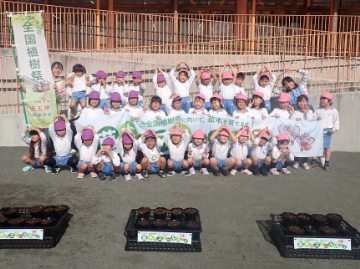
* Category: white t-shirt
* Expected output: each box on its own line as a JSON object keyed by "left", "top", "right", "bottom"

{"left": 249, "top": 107, "right": 268, "bottom": 119}
{"left": 124, "top": 105, "right": 143, "bottom": 118}
{"left": 187, "top": 143, "right": 209, "bottom": 161}
{"left": 140, "top": 110, "right": 166, "bottom": 118}
{"left": 197, "top": 82, "right": 214, "bottom": 102}
{"left": 115, "top": 138, "right": 140, "bottom": 164}
{"left": 208, "top": 108, "right": 227, "bottom": 116}
{"left": 211, "top": 139, "right": 231, "bottom": 160}
{"left": 152, "top": 73, "right": 172, "bottom": 105}
{"left": 232, "top": 108, "right": 251, "bottom": 118}
{"left": 219, "top": 82, "right": 236, "bottom": 100}
{"left": 67, "top": 72, "right": 94, "bottom": 92}
{"left": 290, "top": 109, "right": 314, "bottom": 121}
{"left": 234, "top": 84, "right": 246, "bottom": 96}
{"left": 250, "top": 137, "right": 277, "bottom": 159}
{"left": 127, "top": 84, "right": 146, "bottom": 102}
{"left": 163, "top": 130, "right": 190, "bottom": 162}
{"left": 252, "top": 73, "right": 276, "bottom": 101}
{"left": 49, "top": 122, "right": 72, "bottom": 157}
{"left": 78, "top": 106, "right": 104, "bottom": 120}
{"left": 270, "top": 108, "right": 291, "bottom": 119}
{"left": 170, "top": 69, "right": 196, "bottom": 97}
{"left": 270, "top": 146, "right": 294, "bottom": 162}
{"left": 91, "top": 84, "right": 112, "bottom": 100}
{"left": 92, "top": 149, "right": 121, "bottom": 167}
{"left": 74, "top": 133, "right": 99, "bottom": 163}
{"left": 138, "top": 138, "right": 163, "bottom": 163}
{"left": 21, "top": 131, "right": 48, "bottom": 158}
{"left": 166, "top": 99, "right": 186, "bottom": 116}
{"left": 112, "top": 83, "right": 129, "bottom": 102}
{"left": 230, "top": 140, "right": 254, "bottom": 160}
{"left": 189, "top": 107, "right": 208, "bottom": 114}
{"left": 314, "top": 107, "right": 340, "bottom": 131}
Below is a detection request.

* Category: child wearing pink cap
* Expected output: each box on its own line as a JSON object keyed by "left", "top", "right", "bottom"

{"left": 252, "top": 65, "right": 276, "bottom": 113}
{"left": 208, "top": 94, "right": 229, "bottom": 116}
{"left": 250, "top": 127, "right": 277, "bottom": 176}
{"left": 189, "top": 94, "right": 208, "bottom": 115}
{"left": 248, "top": 92, "right": 269, "bottom": 120}
{"left": 269, "top": 133, "right": 294, "bottom": 175}
{"left": 229, "top": 125, "right": 255, "bottom": 176}
{"left": 187, "top": 129, "right": 210, "bottom": 175}
{"left": 269, "top": 93, "right": 291, "bottom": 119}
{"left": 21, "top": 127, "right": 51, "bottom": 173}
{"left": 65, "top": 64, "right": 94, "bottom": 117}
{"left": 170, "top": 62, "right": 196, "bottom": 113}
{"left": 45, "top": 114, "right": 79, "bottom": 174}
{"left": 166, "top": 94, "right": 186, "bottom": 116}
{"left": 116, "top": 129, "right": 143, "bottom": 181}
{"left": 209, "top": 124, "right": 236, "bottom": 176}
{"left": 140, "top": 96, "right": 166, "bottom": 118}
{"left": 124, "top": 90, "right": 143, "bottom": 120}
{"left": 233, "top": 94, "right": 251, "bottom": 119}
{"left": 78, "top": 91, "right": 104, "bottom": 120}
{"left": 138, "top": 129, "right": 167, "bottom": 178}
{"left": 74, "top": 125, "right": 99, "bottom": 179}
{"left": 92, "top": 137, "right": 120, "bottom": 181}
{"left": 311, "top": 92, "right": 339, "bottom": 171}
{"left": 195, "top": 68, "right": 217, "bottom": 111}
{"left": 91, "top": 70, "right": 112, "bottom": 110}
{"left": 111, "top": 70, "right": 128, "bottom": 108}
{"left": 163, "top": 122, "right": 191, "bottom": 177}
{"left": 234, "top": 64, "right": 246, "bottom": 96}
{"left": 219, "top": 62, "right": 237, "bottom": 115}
{"left": 153, "top": 67, "right": 172, "bottom": 113}
{"left": 127, "top": 71, "right": 146, "bottom": 107}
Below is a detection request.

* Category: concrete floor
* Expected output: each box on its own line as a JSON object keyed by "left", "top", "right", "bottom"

{"left": 0, "top": 148, "right": 359, "bottom": 268}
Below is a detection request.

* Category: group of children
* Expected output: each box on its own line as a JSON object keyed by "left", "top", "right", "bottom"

{"left": 20, "top": 61, "right": 340, "bottom": 180}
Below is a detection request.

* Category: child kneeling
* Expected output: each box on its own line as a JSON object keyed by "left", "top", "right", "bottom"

{"left": 269, "top": 134, "right": 294, "bottom": 175}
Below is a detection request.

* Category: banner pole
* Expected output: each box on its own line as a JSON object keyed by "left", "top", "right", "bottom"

{"left": 6, "top": 12, "right": 30, "bottom": 135}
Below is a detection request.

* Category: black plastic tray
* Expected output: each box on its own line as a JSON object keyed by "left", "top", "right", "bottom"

{"left": 270, "top": 213, "right": 360, "bottom": 259}
{"left": 125, "top": 238, "right": 201, "bottom": 252}
{"left": 124, "top": 208, "right": 202, "bottom": 242}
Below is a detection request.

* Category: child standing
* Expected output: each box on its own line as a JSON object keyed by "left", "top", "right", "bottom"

{"left": 230, "top": 125, "right": 254, "bottom": 176}
{"left": 124, "top": 91, "right": 143, "bottom": 120}
{"left": 311, "top": 92, "right": 339, "bottom": 171}
{"left": 45, "top": 114, "right": 79, "bottom": 174}
{"left": 195, "top": 68, "right": 217, "bottom": 111}
{"left": 111, "top": 70, "right": 128, "bottom": 108}
{"left": 250, "top": 128, "right": 277, "bottom": 176}
{"left": 127, "top": 71, "right": 146, "bottom": 107}
{"left": 234, "top": 64, "right": 246, "bottom": 96}
{"left": 65, "top": 64, "right": 93, "bottom": 117}
{"left": 138, "top": 130, "right": 167, "bottom": 178}
{"left": 269, "top": 93, "right": 291, "bottom": 119}
{"left": 219, "top": 62, "right": 237, "bottom": 115}
{"left": 91, "top": 70, "right": 112, "bottom": 110}
{"left": 74, "top": 125, "right": 99, "bottom": 179}
{"left": 170, "top": 62, "right": 196, "bottom": 113}
{"left": 78, "top": 91, "right": 104, "bottom": 120}
{"left": 166, "top": 94, "right": 186, "bottom": 116}
{"left": 209, "top": 125, "right": 236, "bottom": 176}
{"left": 269, "top": 134, "right": 294, "bottom": 175}
{"left": 21, "top": 127, "right": 51, "bottom": 173}
{"left": 208, "top": 94, "right": 229, "bottom": 116}
{"left": 92, "top": 137, "right": 121, "bottom": 181}
{"left": 141, "top": 96, "right": 166, "bottom": 118}
{"left": 232, "top": 94, "right": 251, "bottom": 119}
{"left": 248, "top": 92, "right": 269, "bottom": 120}
{"left": 153, "top": 67, "right": 172, "bottom": 114}
{"left": 189, "top": 94, "right": 208, "bottom": 115}
{"left": 187, "top": 129, "right": 210, "bottom": 175}
{"left": 252, "top": 65, "right": 276, "bottom": 113}
{"left": 163, "top": 122, "right": 191, "bottom": 177}
{"left": 116, "top": 129, "right": 143, "bottom": 181}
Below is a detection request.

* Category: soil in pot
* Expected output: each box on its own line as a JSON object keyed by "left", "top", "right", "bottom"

{"left": 339, "top": 226, "right": 358, "bottom": 237}
{"left": 281, "top": 212, "right": 297, "bottom": 228}
{"left": 42, "top": 207, "right": 55, "bottom": 218}
{"left": 25, "top": 218, "right": 42, "bottom": 227}
{"left": 326, "top": 213, "right": 343, "bottom": 229}
{"left": 3, "top": 208, "right": 18, "bottom": 219}
{"left": 152, "top": 219, "right": 167, "bottom": 230}
{"left": 184, "top": 208, "right": 198, "bottom": 221}
{"left": 287, "top": 225, "right": 305, "bottom": 236}
{"left": 297, "top": 213, "right": 312, "bottom": 227}
{"left": 0, "top": 217, "right": 8, "bottom": 227}
{"left": 54, "top": 205, "right": 68, "bottom": 220}
{"left": 40, "top": 217, "right": 57, "bottom": 227}
{"left": 304, "top": 225, "right": 320, "bottom": 236}
{"left": 320, "top": 226, "right": 337, "bottom": 236}
{"left": 185, "top": 221, "right": 201, "bottom": 230}
{"left": 7, "top": 218, "right": 25, "bottom": 227}
{"left": 168, "top": 220, "right": 181, "bottom": 230}
{"left": 136, "top": 218, "right": 150, "bottom": 229}
{"left": 170, "top": 208, "right": 184, "bottom": 221}
{"left": 154, "top": 207, "right": 167, "bottom": 220}
{"left": 29, "top": 205, "right": 44, "bottom": 218}
{"left": 137, "top": 207, "right": 151, "bottom": 219}
{"left": 312, "top": 214, "right": 328, "bottom": 227}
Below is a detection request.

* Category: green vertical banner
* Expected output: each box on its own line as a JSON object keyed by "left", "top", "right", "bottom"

{"left": 11, "top": 11, "right": 57, "bottom": 128}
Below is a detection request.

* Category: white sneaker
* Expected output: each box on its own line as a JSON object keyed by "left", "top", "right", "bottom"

{"left": 292, "top": 162, "right": 299, "bottom": 169}
{"left": 320, "top": 156, "right": 325, "bottom": 166}
{"left": 70, "top": 149, "right": 77, "bottom": 155}
{"left": 189, "top": 167, "right": 196, "bottom": 175}
{"left": 200, "top": 168, "right": 209, "bottom": 175}
{"left": 230, "top": 169, "right": 237, "bottom": 176}
{"left": 302, "top": 163, "right": 310, "bottom": 170}
{"left": 281, "top": 168, "right": 291, "bottom": 175}
{"left": 269, "top": 168, "right": 279, "bottom": 175}
{"left": 241, "top": 169, "right": 253, "bottom": 175}
{"left": 124, "top": 174, "right": 132, "bottom": 181}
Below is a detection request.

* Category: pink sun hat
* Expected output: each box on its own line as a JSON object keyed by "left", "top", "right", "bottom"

{"left": 239, "top": 128, "right": 249, "bottom": 137}
{"left": 210, "top": 94, "right": 223, "bottom": 102}
{"left": 116, "top": 71, "right": 126, "bottom": 77}
{"left": 122, "top": 133, "right": 134, "bottom": 144}
{"left": 277, "top": 133, "right": 290, "bottom": 141}
{"left": 193, "top": 130, "right": 204, "bottom": 139}
{"left": 157, "top": 74, "right": 165, "bottom": 82}
{"left": 222, "top": 72, "right": 233, "bottom": 79}
{"left": 171, "top": 129, "right": 182, "bottom": 137}
{"left": 278, "top": 93, "right": 291, "bottom": 102}
{"left": 128, "top": 90, "right": 138, "bottom": 98}
{"left": 145, "top": 132, "right": 155, "bottom": 138}
{"left": 235, "top": 94, "right": 247, "bottom": 102}
{"left": 200, "top": 71, "right": 211, "bottom": 80}
{"left": 195, "top": 93, "right": 206, "bottom": 101}
{"left": 102, "top": 137, "right": 115, "bottom": 146}
{"left": 253, "top": 92, "right": 264, "bottom": 98}
{"left": 321, "top": 92, "right": 333, "bottom": 100}
{"left": 132, "top": 71, "right": 142, "bottom": 78}
{"left": 260, "top": 73, "right": 270, "bottom": 80}
{"left": 259, "top": 129, "right": 270, "bottom": 139}
{"left": 54, "top": 120, "right": 66, "bottom": 131}
{"left": 219, "top": 128, "right": 230, "bottom": 137}
{"left": 82, "top": 129, "right": 94, "bottom": 140}
{"left": 170, "top": 93, "right": 182, "bottom": 101}
{"left": 179, "top": 69, "right": 188, "bottom": 75}
{"left": 89, "top": 91, "right": 100, "bottom": 99}
{"left": 110, "top": 92, "right": 121, "bottom": 102}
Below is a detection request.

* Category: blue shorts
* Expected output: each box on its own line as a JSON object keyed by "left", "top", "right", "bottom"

{"left": 169, "top": 159, "right": 185, "bottom": 170}
{"left": 194, "top": 160, "right": 201, "bottom": 168}
{"left": 54, "top": 154, "right": 72, "bottom": 166}
{"left": 239, "top": 158, "right": 247, "bottom": 169}
{"left": 102, "top": 163, "right": 114, "bottom": 175}
{"left": 180, "top": 96, "right": 191, "bottom": 113}
{"left": 204, "top": 101, "right": 212, "bottom": 111}
{"left": 33, "top": 158, "right": 42, "bottom": 168}
{"left": 215, "top": 157, "right": 228, "bottom": 168}
{"left": 264, "top": 100, "right": 271, "bottom": 114}
{"left": 99, "top": 99, "right": 110, "bottom": 110}
{"left": 71, "top": 91, "right": 87, "bottom": 102}
{"left": 121, "top": 162, "right": 137, "bottom": 174}
{"left": 222, "top": 99, "right": 235, "bottom": 115}
{"left": 78, "top": 160, "right": 90, "bottom": 171}
{"left": 275, "top": 160, "right": 284, "bottom": 170}
{"left": 323, "top": 128, "right": 332, "bottom": 148}
{"left": 257, "top": 158, "right": 264, "bottom": 168}
{"left": 160, "top": 104, "right": 167, "bottom": 114}
{"left": 148, "top": 162, "right": 160, "bottom": 173}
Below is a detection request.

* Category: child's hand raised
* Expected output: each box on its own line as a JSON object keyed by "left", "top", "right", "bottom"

{"left": 188, "top": 146, "right": 193, "bottom": 156}
{"left": 104, "top": 105, "right": 110, "bottom": 115}
{"left": 205, "top": 144, "right": 210, "bottom": 154}
{"left": 248, "top": 100, "right": 253, "bottom": 108}
{"left": 111, "top": 76, "right": 115, "bottom": 83}
{"left": 289, "top": 104, "right": 295, "bottom": 113}
{"left": 143, "top": 105, "right": 147, "bottom": 111}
